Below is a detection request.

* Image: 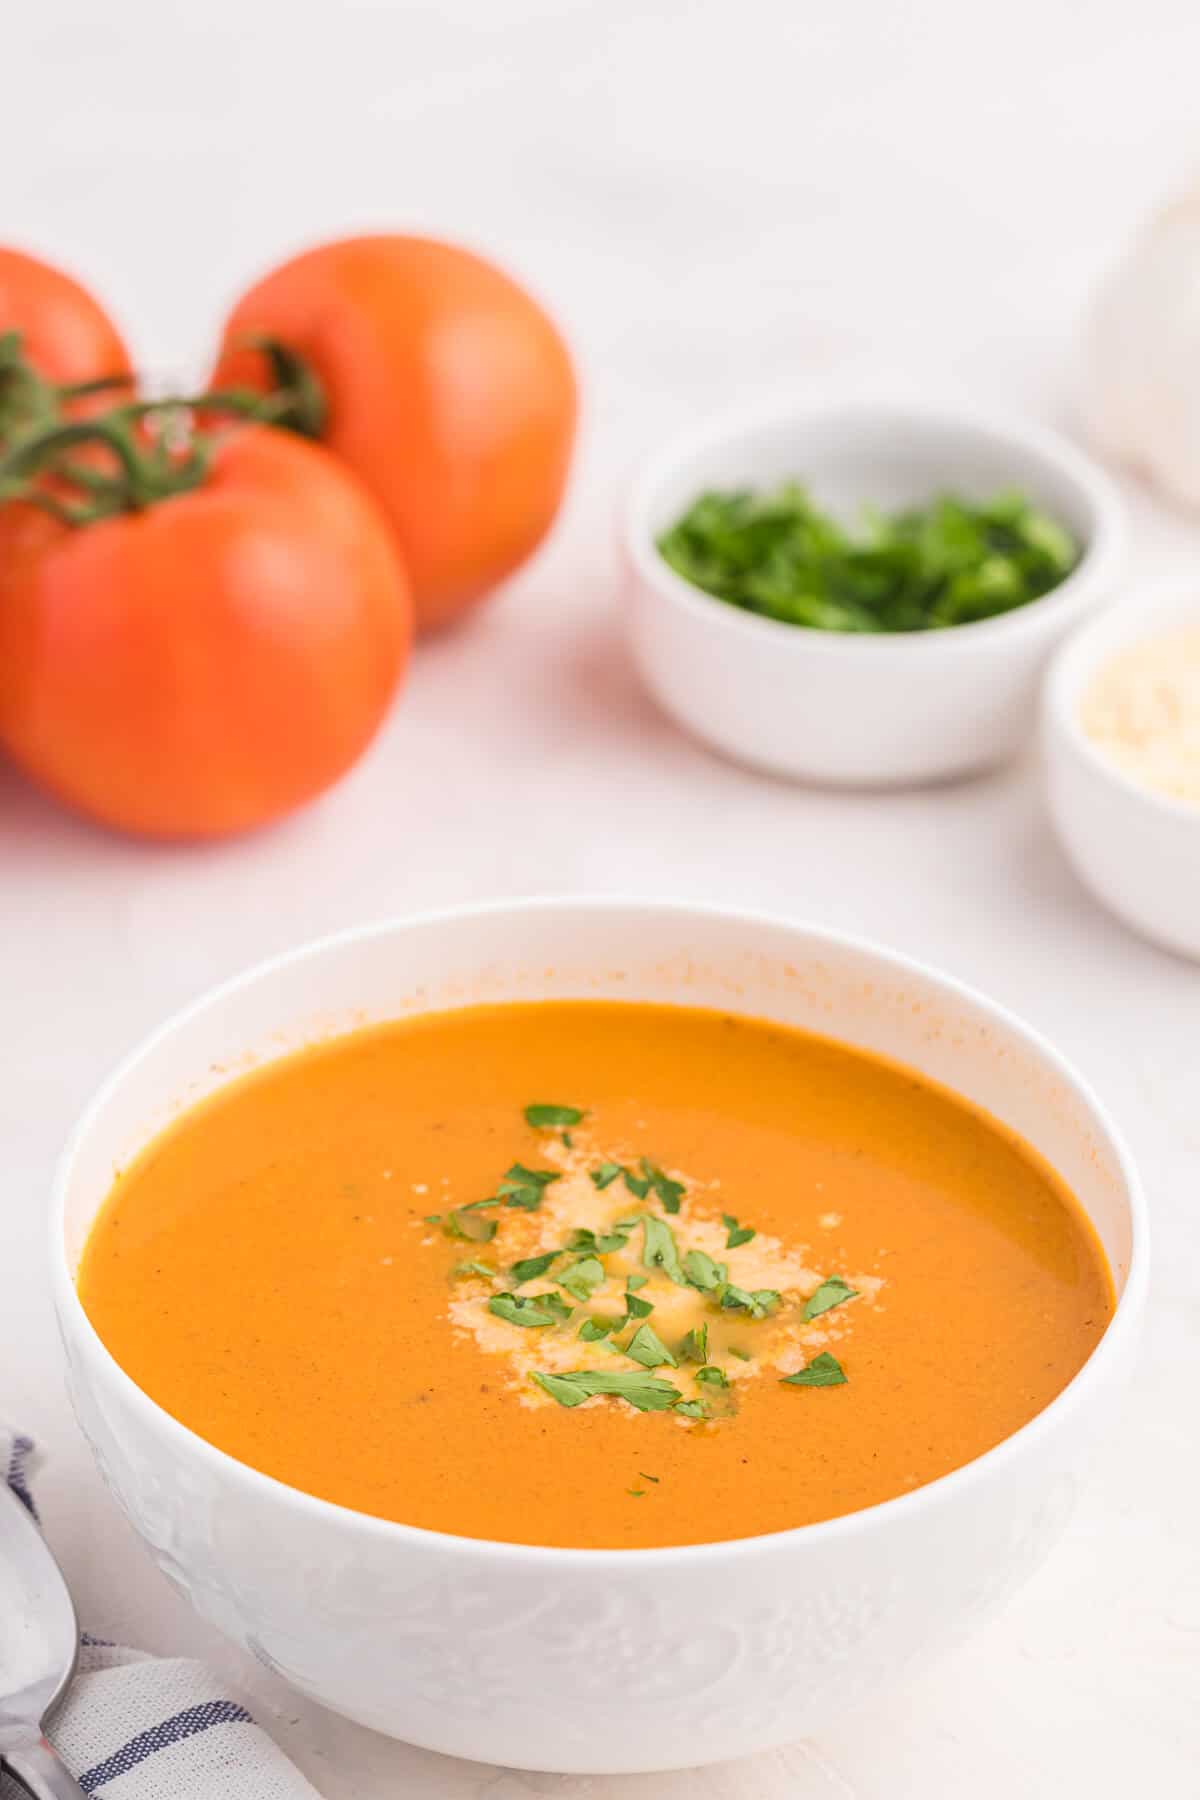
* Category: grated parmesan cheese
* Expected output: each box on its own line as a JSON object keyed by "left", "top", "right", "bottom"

{"left": 445, "top": 1138, "right": 880, "bottom": 1409}
{"left": 1080, "top": 624, "right": 1200, "bottom": 807}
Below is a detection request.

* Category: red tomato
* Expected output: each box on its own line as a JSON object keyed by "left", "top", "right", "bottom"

{"left": 212, "top": 236, "right": 578, "bottom": 633}
{"left": 0, "top": 246, "right": 132, "bottom": 390}
{"left": 0, "top": 427, "right": 411, "bottom": 839}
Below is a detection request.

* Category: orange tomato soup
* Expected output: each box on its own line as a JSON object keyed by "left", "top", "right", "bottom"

{"left": 78, "top": 1002, "right": 1113, "bottom": 1548}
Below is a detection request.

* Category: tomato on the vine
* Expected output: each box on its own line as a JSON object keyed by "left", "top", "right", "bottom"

{"left": 0, "top": 424, "right": 411, "bottom": 840}
{"left": 212, "top": 235, "right": 578, "bottom": 634}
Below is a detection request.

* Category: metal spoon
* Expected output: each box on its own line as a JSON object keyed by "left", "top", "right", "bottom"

{"left": 0, "top": 1481, "right": 87, "bottom": 1798}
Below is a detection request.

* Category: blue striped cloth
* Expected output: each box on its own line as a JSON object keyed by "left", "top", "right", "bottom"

{"left": 2, "top": 1432, "right": 321, "bottom": 1799}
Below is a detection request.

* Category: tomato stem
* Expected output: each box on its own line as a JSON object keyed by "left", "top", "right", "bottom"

{"left": 55, "top": 371, "right": 137, "bottom": 401}
{"left": 0, "top": 336, "right": 138, "bottom": 450}
{"left": 117, "top": 387, "right": 294, "bottom": 427}
{"left": 0, "top": 335, "right": 326, "bottom": 527}
{"left": 0, "top": 331, "right": 60, "bottom": 449}
{"left": 0, "top": 414, "right": 210, "bottom": 523}
{"left": 226, "top": 335, "right": 326, "bottom": 439}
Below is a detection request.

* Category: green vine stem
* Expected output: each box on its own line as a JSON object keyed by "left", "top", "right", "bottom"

{"left": 236, "top": 336, "right": 327, "bottom": 439}
{"left": 56, "top": 371, "right": 137, "bottom": 401}
{"left": 0, "top": 415, "right": 210, "bottom": 524}
{"left": 0, "top": 333, "right": 137, "bottom": 450}
{"left": 0, "top": 331, "right": 60, "bottom": 448}
{"left": 118, "top": 387, "right": 297, "bottom": 428}
{"left": 0, "top": 335, "right": 325, "bottom": 527}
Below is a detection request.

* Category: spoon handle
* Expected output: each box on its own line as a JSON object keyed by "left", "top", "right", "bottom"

{"left": 2, "top": 1735, "right": 88, "bottom": 1799}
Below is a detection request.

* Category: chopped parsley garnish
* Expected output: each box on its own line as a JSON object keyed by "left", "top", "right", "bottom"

{"left": 498, "top": 1164, "right": 561, "bottom": 1211}
{"left": 642, "top": 1215, "right": 687, "bottom": 1285}
{"left": 488, "top": 1292, "right": 572, "bottom": 1328}
{"left": 623, "top": 1322, "right": 678, "bottom": 1369}
{"left": 719, "top": 1283, "right": 781, "bottom": 1319}
{"left": 434, "top": 1112, "right": 869, "bottom": 1424}
{"left": 781, "top": 1351, "right": 847, "bottom": 1387}
{"left": 501, "top": 1164, "right": 560, "bottom": 1191}
{"left": 802, "top": 1276, "right": 859, "bottom": 1321}
{"left": 695, "top": 1364, "right": 729, "bottom": 1387}
{"left": 556, "top": 1255, "right": 606, "bottom": 1302}
{"left": 571, "top": 1217, "right": 638, "bottom": 1255}
{"left": 640, "top": 1159, "right": 684, "bottom": 1214}
{"left": 509, "top": 1250, "right": 559, "bottom": 1284}
{"left": 627, "top": 1487, "right": 646, "bottom": 1497}
{"left": 531, "top": 1369, "right": 680, "bottom": 1412}
{"left": 658, "top": 485, "right": 1080, "bottom": 634}
{"left": 639, "top": 1471, "right": 660, "bottom": 1483}
{"left": 561, "top": 1131, "right": 573, "bottom": 1149}
{"left": 443, "top": 1208, "right": 498, "bottom": 1243}
{"left": 682, "top": 1248, "right": 726, "bottom": 1292}
{"left": 620, "top": 1274, "right": 653, "bottom": 1324}
{"left": 524, "top": 1103, "right": 585, "bottom": 1128}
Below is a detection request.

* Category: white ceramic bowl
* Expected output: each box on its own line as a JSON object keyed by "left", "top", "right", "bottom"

{"left": 52, "top": 900, "right": 1147, "bottom": 1774}
{"left": 624, "top": 399, "right": 1125, "bottom": 786}
{"left": 1045, "top": 584, "right": 1200, "bottom": 960}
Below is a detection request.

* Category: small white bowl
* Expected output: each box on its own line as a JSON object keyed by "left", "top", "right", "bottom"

{"left": 624, "top": 398, "right": 1125, "bottom": 786}
{"left": 1045, "top": 585, "right": 1200, "bottom": 959}
{"left": 52, "top": 900, "right": 1146, "bottom": 1774}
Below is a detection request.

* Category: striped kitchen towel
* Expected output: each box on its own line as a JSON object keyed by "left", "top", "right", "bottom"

{"left": 1, "top": 1431, "right": 321, "bottom": 1799}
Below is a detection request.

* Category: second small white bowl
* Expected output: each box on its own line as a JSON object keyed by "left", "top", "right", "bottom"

{"left": 624, "top": 398, "right": 1124, "bottom": 787}
{"left": 1044, "top": 585, "right": 1200, "bottom": 960}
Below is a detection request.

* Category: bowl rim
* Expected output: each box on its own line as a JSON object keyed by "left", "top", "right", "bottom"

{"left": 1044, "top": 579, "right": 1200, "bottom": 825}
{"left": 625, "top": 394, "right": 1127, "bottom": 656}
{"left": 51, "top": 895, "right": 1150, "bottom": 1568}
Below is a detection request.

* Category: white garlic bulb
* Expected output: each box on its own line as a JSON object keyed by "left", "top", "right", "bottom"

{"left": 1083, "top": 189, "right": 1200, "bottom": 509}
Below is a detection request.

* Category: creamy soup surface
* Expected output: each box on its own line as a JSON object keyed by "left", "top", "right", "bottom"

{"left": 78, "top": 1002, "right": 1113, "bottom": 1549}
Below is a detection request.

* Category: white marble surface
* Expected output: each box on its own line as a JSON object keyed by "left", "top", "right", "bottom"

{"left": 4, "top": 0, "right": 1200, "bottom": 1792}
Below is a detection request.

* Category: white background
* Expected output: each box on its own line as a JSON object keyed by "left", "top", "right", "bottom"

{"left": 4, "top": 1, "right": 1200, "bottom": 1793}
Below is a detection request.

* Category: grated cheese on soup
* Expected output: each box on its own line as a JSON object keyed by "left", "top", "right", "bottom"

{"left": 1080, "top": 624, "right": 1200, "bottom": 806}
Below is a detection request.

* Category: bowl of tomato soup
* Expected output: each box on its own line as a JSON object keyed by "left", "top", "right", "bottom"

{"left": 52, "top": 901, "right": 1146, "bottom": 1774}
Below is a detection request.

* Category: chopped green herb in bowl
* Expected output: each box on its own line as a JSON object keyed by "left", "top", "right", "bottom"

{"left": 656, "top": 485, "right": 1079, "bottom": 634}
{"left": 628, "top": 403, "right": 1123, "bottom": 785}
